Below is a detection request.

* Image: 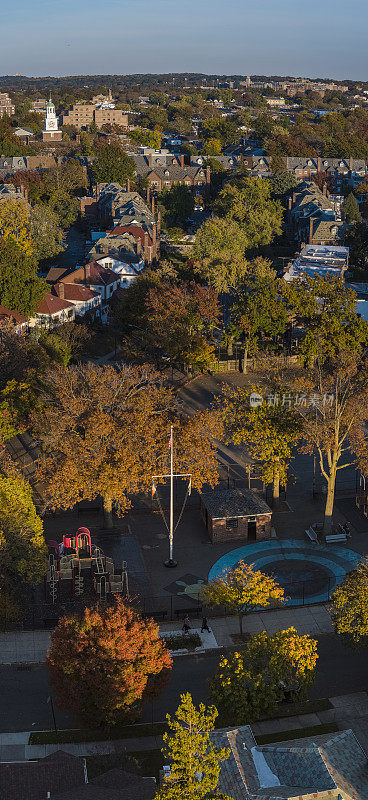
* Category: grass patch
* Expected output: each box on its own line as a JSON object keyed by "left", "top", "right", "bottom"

{"left": 164, "top": 633, "right": 202, "bottom": 651}
{"left": 86, "top": 749, "right": 164, "bottom": 781}
{"left": 29, "top": 722, "right": 168, "bottom": 746}
{"left": 256, "top": 722, "right": 338, "bottom": 746}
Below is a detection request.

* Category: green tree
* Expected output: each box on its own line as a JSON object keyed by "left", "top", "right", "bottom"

{"left": 331, "top": 560, "right": 368, "bottom": 645}
{"left": 343, "top": 192, "right": 361, "bottom": 223}
{"left": 210, "top": 628, "right": 318, "bottom": 725}
{"left": 270, "top": 170, "right": 297, "bottom": 197}
{"left": 229, "top": 259, "right": 288, "bottom": 371}
{"left": 203, "top": 138, "right": 222, "bottom": 156}
{"left": 157, "top": 693, "right": 229, "bottom": 800}
{"left": 28, "top": 205, "right": 64, "bottom": 260}
{"left": 48, "top": 189, "right": 80, "bottom": 229}
{"left": 201, "top": 561, "right": 284, "bottom": 634}
{"left": 160, "top": 185, "right": 195, "bottom": 230}
{"left": 0, "top": 237, "right": 47, "bottom": 315}
{"left": 223, "top": 383, "right": 300, "bottom": 502}
{"left": 47, "top": 598, "right": 172, "bottom": 726}
{"left": 0, "top": 470, "right": 47, "bottom": 584}
{"left": 92, "top": 142, "right": 135, "bottom": 185}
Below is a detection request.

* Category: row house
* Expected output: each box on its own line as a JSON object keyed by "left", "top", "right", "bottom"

{"left": 288, "top": 181, "right": 348, "bottom": 246}
{"left": 140, "top": 163, "right": 210, "bottom": 192}
{"left": 283, "top": 156, "right": 367, "bottom": 188}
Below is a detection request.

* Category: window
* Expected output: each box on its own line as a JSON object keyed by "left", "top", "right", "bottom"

{"left": 225, "top": 518, "right": 238, "bottom": 530}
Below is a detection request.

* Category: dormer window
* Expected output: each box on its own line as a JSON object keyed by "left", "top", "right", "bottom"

{"left": 164, "top": 169, "right": 169, "bottom": 176}
{"left": 307, "top": 160, "right": 312, "bottom": 166}
{"left": 339, "top": 162, "right": 344, "bottom": 167}
{"left": 323, "top": 160, "right": 328, "bottom": 167}
{"left": 259, "top": 159, "right": 264, "bottom": 165}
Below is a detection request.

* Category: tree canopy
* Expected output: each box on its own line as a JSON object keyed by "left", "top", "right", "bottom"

{"left": 47, "top": 598, "right": 172, "bottom": 726}
{"left": 92, "top": 142, "right": 135, "bottom": 185}
{"left": 0, "top": 470, "right": 46, "bottom": 585}
{"left": 0, "top": 237, "right": 47, "bottom": 315}
{"left": 331, "top": 560, "right": 368, "bottom": 645}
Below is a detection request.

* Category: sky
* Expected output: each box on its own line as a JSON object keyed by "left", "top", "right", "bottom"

{"left": 1, "top": 0, "right": 368, "bottom": 81}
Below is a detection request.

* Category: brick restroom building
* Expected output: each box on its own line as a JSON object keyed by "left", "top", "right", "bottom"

{"left": 200, "top": 488, "right": 272, "bottom": 544}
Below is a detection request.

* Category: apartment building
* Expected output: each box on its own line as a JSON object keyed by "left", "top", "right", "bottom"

{"left": 61, "top": 104, "right": 129, "bottom": 130}
{"left": 0, "top": 92, "right": 15, "bottom": 118}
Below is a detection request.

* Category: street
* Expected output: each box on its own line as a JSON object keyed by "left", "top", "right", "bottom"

{"left": 0, "top": 635, "right": 367, "bottom": 732}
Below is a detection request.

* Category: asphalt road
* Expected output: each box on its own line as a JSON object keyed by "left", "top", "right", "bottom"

{"left": 0, "top": 635, "right": 367, "bottom": 732}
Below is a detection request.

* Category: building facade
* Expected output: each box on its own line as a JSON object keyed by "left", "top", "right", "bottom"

{"left": 42, "top": 98, "right": 62, "bottom": 142}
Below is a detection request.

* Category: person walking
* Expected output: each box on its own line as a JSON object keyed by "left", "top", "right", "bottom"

{"left": 201, "top": 616, "right": 210, "bottom": 633}
{"left": 182, "top": 614, "right": 191, "bottom": 634}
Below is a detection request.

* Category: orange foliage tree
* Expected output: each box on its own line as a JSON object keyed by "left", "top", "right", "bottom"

{"left": 47, "top": 598, "right": 172, "bottom": 726}
{"left": 35, "top": 363, "right": 221, "bottom": 525}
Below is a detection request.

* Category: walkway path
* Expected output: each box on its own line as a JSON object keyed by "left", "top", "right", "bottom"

{"left": 1, "top": 692, "right": 368, "bottom": 762}
{"left": 0, "top": 604, "right": 333, "bottom": 665}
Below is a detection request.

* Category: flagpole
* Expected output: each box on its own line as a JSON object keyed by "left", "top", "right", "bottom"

{"left": 165, "top": 425, "right": 177, "bottom": 567}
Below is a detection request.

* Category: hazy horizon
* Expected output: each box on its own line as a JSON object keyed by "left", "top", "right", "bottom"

{"left": 1, "top": 0, "right": 367, "bottom": 82}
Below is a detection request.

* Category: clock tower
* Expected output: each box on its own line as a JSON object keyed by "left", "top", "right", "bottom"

{"left": 42, "top": 97, "right": 62, "bottom": 142}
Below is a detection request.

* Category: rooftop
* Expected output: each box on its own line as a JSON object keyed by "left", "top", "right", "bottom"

{"left": 201, "top": 488, "right": 272, "bottom": 519}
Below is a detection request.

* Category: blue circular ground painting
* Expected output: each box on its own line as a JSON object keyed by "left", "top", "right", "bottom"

{"left": 208, "top": 539, "right": 362, "bottom": 606}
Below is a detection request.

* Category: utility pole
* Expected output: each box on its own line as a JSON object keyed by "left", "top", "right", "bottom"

{"left": 152, "top": 426, "right": 191, "bottom": 568}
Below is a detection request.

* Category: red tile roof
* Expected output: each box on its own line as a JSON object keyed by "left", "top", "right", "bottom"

{"left": 0, "top": 304, "right": 28, "bottom": 325}
{"left": 36, "top": 292, "right": 75, "bottom": 316}
{"left": 54, "top": 284, "right": 100, "bottom": 302}
{"left": 106, "top": 225, "right": 153, "bottom": 246}
{"left": 63, "top": 262, "right": 119, "bottom": 287}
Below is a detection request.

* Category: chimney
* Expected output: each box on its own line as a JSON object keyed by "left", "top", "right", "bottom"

{"left": 144, "top": 231, "right": 149, "bottom": 263}
{"left": 151, "top": 196, "right": 155, "bottom": 216}
{"left": 103, "top": 244, "right": 109, "bottom": 255}
{"left": 111, "top": 201, "right": 116, "bottom": 219}
{"left": 180, "top": 154, "right": 184, "bottom": 168}
{"left": 152, "top": 222, "right": 157, "bottom": 260}
{"left": 24, "top": 187, "right": 28, "bottom": 202}
{"left": 95, "top": 184, "right": 100, "bottom": 199}
{"left": 288, "top": 196, "right": 292, "bottom": 212}
{"left": 127, "top": 178, "right": 130, "bottom": 192}
{"left": 85, "top": 263, "right": 91, "bottom": 280}
{"left": 57, "top": 282, "right": 64, "bottom": 299}
{"left": 146, "top": 186, "right": 150, "bottom": 204}
{"left": 286, "top": 156, "right": 289, "bottom": 170}
{"left": 309, "top": 217, "right": 314, "bottom": 244}
{"left": 206, "top": 165, "right": 210, "bottom": 183}
{"left": 349, "top": 156, "right": 353, "bottom": 171}
{"left": 318, "top": 156, "right": 322, "bottom": 173}
{"left": 322, "top": 182, "right": 327, "bottom": 196}
{"left": 148, "top": 154, "right": 153, "bottom": 168}
{"left": 292, "top": 191, "right": 296, "bottom": 205}
{"left": 136, "top": 236, "right": 142, "bottom": 255}
{"left": 157, "top": 210, "right": 161, "bottom": 238}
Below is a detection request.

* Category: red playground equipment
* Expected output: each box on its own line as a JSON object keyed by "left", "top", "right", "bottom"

{"left": 45, "top": 527, "right": 129, "bottom": 604}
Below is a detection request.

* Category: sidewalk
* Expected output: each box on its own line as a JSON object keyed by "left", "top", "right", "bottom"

{"left": 1, "top": 692, "right": 368, "bottom": 762}
{"left": 0, "top": 604, "right": 333, "bottom": 665}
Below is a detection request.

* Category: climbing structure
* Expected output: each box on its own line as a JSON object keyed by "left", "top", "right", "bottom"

{"left": 44, "top": 527, "right": 129, "bottom": 604}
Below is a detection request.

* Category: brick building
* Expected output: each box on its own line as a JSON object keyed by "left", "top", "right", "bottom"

{"left": 61, "top": 104, "right": 129, "bottom": 130}
{"left": 0, "top": 92, "right": 15, "bottom": 118}
{"left": 200, "top": 488, "right": 272, "bottom": 544}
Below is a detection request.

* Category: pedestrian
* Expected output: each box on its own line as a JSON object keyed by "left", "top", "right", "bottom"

{"left": 182, "top": 614, "right": 191, "bottom": 634}
{"left": 201, "top": 616, "right": 210, "bottom": 633}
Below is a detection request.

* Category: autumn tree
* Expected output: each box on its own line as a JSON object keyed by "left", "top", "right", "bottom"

{"left": 210, "top": 628, "right": 318, "bottom": 725}
{"left": 156, "top": 692, "right": 229, "bottom": 800}
{"left": 331, "top": 560, "right": 368, "bottom": 645}
{"left": 0, "top": 237, "right": 47, "bottom": 315}
{"left": 145, "top": 282, "right": 221, "bottom": 369}
{"left": 293, "top": 358, "right": 368, "bottom": 533}
{"left": 35, "top": 363, "right": 221, "bottom": 526}
{"left": 0, "top": 199, "right": 32, "bottom": 255}
{"left": 47, "top": 598, "right": 172, "bottom": 726}
{"left": 0, "top": 470, "right": 47, "bottom": 585}
{"left": 201, "top": 561, "right": 284, "bottom": 634}
{"left": 223, "top": 383, "right": 300, "bottom": 502}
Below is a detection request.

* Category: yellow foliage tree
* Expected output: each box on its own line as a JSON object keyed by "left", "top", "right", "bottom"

{"left": 331, "top": 560, "right": 368, "bottom": 645}
{"left": 201, "top": 560, "right": 284, "bottom": 634}
{"left": 0, "top": 200, "right": 33, "bottom": 255}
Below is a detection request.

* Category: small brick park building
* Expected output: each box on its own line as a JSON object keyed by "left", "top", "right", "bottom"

{"left": 200, "top": 488, "right": 272, "bottom": 544}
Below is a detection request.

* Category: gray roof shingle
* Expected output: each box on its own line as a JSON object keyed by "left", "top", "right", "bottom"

{"left": 201, "top": 488, "right": 272, "bottom": 519}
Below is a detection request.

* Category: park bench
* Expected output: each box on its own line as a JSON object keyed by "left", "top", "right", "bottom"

{"left": 305, "top": 528, "right": 318, "bottom": 543}
{"left": 325, "top": 532, "right": 347, "bottom": 544}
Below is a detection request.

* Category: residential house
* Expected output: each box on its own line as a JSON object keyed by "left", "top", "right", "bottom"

{"left": 135, "top": 160, "right": 210, "bottom": 191}
{"left": 288, "top": 181, "right": 348, "bottom": 246}
{"left": 61, "top": 262, "right": 122, "bottom": 312}
{"left": 53, "top": 282, "right": 102, "bottom": 319}
{"left": 87, "top": 230, "right": 146, "bottom": 269}
{"left": 95, "top": 255, "right": 139, "bottom": 286}
{"left": 200, "top": 488, "right": 272, "bottom": 544}
{"left": 208, "top": 725, "right": 368, "bottom": 799}
{"left": 0, "top": 305, "right": 29, "bottom": 333}
{"left": 1, "top": 750, "right": 156, "bottom": 800}
{"left": 0, "top": 183, "right": 29, "bottom": 203}
{"left": 282, "top": 156, "right": 367, "bottom": 189}
{"left": 284, "top": 243, "right": 349, "bottom": 281}
{"left": 31, "top": 292, "right": 76, "bottom": 329}
{"left": 14, "top": 127, "right": 34, "bottom": 144}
